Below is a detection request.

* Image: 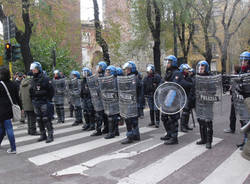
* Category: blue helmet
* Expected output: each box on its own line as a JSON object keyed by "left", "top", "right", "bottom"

{"left": 97, "top": 61, "right": 108, "bottom": 72}
{"left": 196, "top": 60, "right": 209, "bottom": 74}
{"left": 105, "top": 65, "right": 117, "bottom": 76}
{"left": 82, "top": 67, "right": 92, "bottom": 77}
{"left": 71, "top": 70, "right": 80, "bottom": 79}
{"left": 164, "top": 55, "right": 178, "bottom": 67}
{"left": 147, "top": 64, "right": 155, "bottom": 72}
{"left": 30, "top": 61, "right": 42, "bottom": 72}
{"left": 179, "top": 64, "right": 191, "bottom": 72}
{"left": 116, "top": 67, "right": 123, "bottom": 76}
{"left": 240, "top": 51, "right": 250, "bottom": 62}
{"left": 128, "top": 61, "right": 137, "bottom": 73}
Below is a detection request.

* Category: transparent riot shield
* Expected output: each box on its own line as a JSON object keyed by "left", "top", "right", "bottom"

{"left": 154, "top": 82, "right": 187, "bottom": 115}
{"left": 87, "top": 75, "right": 104, "bottom": 112}
{"left": 232, "top": 74, "right": 250, "bottom": 121}
{"left": 195, "top": 74, "right": 222, "bottom": 121}
{"left": 117, "top": 75, "right": 138, "bottom": 118}
{"left": 98, "top": 75, "right": 119, "bottom": 116}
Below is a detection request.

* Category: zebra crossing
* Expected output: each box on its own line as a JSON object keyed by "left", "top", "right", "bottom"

{"left": 1, "top": 117, "right": 250, "bottom": 184}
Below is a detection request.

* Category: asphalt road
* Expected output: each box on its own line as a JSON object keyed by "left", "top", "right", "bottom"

{"left": 0, "top": 95, "right": 249, "bottom": 184}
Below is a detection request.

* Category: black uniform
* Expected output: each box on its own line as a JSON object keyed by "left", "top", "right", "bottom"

{"left": 161, "top": 67, "right": 189, "bottom": 144}
{"left": 81, "top": 78, "right": 95, "bottom": 131}
{"left": 180, "top": 73, "right": 194, "bottom": 132}
{"left": 30, "top": 71, "right": 54, "bottom": 143}
{"left": 143, "top": 72, "right": 161, "bottom": 127}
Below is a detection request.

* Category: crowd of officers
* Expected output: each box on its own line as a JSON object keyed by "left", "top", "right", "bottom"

{"left": 12, "top": 52, "right": 250, "bottom": 154}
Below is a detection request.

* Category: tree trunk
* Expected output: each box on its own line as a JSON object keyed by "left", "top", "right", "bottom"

{"left": 93, "top": 0, "right": 110, "bottom": 65}
{"left": 173, "top": 9, "right": 178, "bottom": 57}
{"left": 20, "top": 40, "right": 33, "bottom": 72}
{"left": 154, "top": 40, "right": 161, "bottom": 75}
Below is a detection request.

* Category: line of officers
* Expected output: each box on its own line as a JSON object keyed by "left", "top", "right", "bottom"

{"left": 27, "top": 52, "right": 250, "bottom": 152}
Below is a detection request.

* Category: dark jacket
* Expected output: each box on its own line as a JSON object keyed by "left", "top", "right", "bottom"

{"left": 30, "top": 72, "right": 54, "bottom": 102}
{"left": 80, "top": 78, "right": 91, "bottom": 99}
{"left": 143, "top": 73, "right": 161, "bottom": 97}
{"left": 0, "top": 80, "right": 21, "bottom": 121}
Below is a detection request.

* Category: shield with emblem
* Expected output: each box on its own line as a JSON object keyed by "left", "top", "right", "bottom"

{"left": 154, "top": 82, "right": 187, "bottom": 114}
{"left": 117, "top": 75, "right": 138, "bottom": 118}
{"left": 87, "top": 75, "right": 104, "bottom": 112}
{"left": 52, "top": 78, "right": 66, "bottom": 105}
{"left": 232, "top": 73, "right": 250, "bottom": 120}
{"left": 98, "top": 75, "right": 119, "bottom": 116}
{"left": 195, "top": 74, "right": 222, "bottom": 121}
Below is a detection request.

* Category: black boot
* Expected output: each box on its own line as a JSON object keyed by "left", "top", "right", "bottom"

{"left": 196, "top": 124, "right": 207, "bottom": 145}
{"left": 155, "top": 110, "right": 160, "bottom": 128}
{"left": 164, "top": 137, "right": 178, "bottom": 145}
{"left": 180, "top": 113, "right": 189, "bottom": 132}
{"left": 121, "top": 137, "right": 133, "bottom": 144}
{"left": 46, "top": 132, "right": 54, "bottom": 143}
{"left": 133, "top": 134, "right": 140, "bottom": 141}
{"left": 206, "top": 121, "right": 213, "bottom": 149}
{"left": 37, "top": 133, "right": 47, "bottom": 142}
{"left": 148, "top": 110, "right": 155, "bottom": 126}
{"left": 72, "top": 120, "right": 82, "bottom": 126}
{"left": 82, "top": 124, "right": 90, "bottom": 131}
{"left": 91, "top": 130, "right": 102, "bottom": 136}
{"left": 160, "top": 134, "right": 171, "bottom": 141}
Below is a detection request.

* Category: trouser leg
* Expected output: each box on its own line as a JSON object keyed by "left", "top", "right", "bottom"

{"left": 229, "top": 103, "right": 236, "bottom": 132}
{"left": 4, "top": 120, "right": 16, "bottom": 151}
{"left": 155, "top": 110, "right": 160, "bottom": 127}
{"left": 102, "top": 113, "right": 109, "bottom": 133}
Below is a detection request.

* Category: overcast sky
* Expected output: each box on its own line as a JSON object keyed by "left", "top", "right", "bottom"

{"left": 81, "top": 0, "right": 103, "bottom": 21}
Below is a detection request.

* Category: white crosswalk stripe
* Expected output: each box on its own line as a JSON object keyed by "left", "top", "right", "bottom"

{"left": 2, "top": 116, "right": 250, "bottom": 184}
{"left": 118, "top": 138, "right": 223, "bottom": 184}
{"left": 200, "top": 149, "right": 250, "bottom": 184}
{"left": 28, "top": 127, "right": 156, "bottom": 166}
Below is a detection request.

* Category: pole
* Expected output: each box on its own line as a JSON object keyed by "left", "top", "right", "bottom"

{"left": 9, "top": 62, "right": 13, "bottom": 80}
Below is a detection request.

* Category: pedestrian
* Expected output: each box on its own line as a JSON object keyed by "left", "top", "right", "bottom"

{"left": 160, "top": 55, "right": 189, "bottom": 145}
{"left": 143, "top": 64, "right": 161, "bottom": 128}
{"left": 0, "top": 66, "right": 21, "bottom": 154}
{"left": 20, "top": 71, "right": 39, "bottom": 135}
{"left": 68, "top": 71, "right": 83, "bottom": 126}
{"left": 52, "top": 70, "right": 66, "bottom": 124}
{"left": 179, "top": 64, "right": 194, "bottom": 132}
{"left": 30, "top": 62, "right": 55, "bottom": 143}
{"left": 120, "top": 61, "right": 141, "bottom": 144}
{"left": 81, "top": 67, "right": 95, "bottom": 131}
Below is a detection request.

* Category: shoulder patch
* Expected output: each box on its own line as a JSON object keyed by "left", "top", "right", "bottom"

{"left": 175, "top": 76, "right": 179, "bottom": 80}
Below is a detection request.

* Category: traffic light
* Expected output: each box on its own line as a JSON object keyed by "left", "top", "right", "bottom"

{"left": 12, "top": 44, "right": 21, "bottom": 62}
{"left": 4, "top": 43, "right": 12, "bottom": 61}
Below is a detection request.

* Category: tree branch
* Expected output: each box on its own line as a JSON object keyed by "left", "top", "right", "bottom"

{"left": 227, "top": 0, "right": 241, "bottom": 29}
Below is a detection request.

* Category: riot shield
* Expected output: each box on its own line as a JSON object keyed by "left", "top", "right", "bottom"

{"left": 232, "top": 74, "right": 250, "bottom": 121}
{"left": 87, "top": 75, "right": 104, "bottom": 112}
{"left": 195, "top": 74, "right": 222, "bottom": 121}
{"left": 117, "top": 75, "right": 138, "bottom": 118}
{"left": 98, "top": 75, "right": 119, "bottom": 116}
{"left": 154, "top": 82, "right": 187, "bottom": 115}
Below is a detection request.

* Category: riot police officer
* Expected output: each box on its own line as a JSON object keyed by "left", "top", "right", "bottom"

{"left": 52, "top": 70, "right": 66, "bottom": 124}
{"left": 81, "top": 67, "right": 96, "bottom": 131}
{"left": 195, "top": 61, "right": 215, "bottom": 149}
{"left": 30, "top": 62, "right": 55, "bottom": 143}
{"left": 91, "top": 61, "right": 109, "bottom": 136}
{"left": 143, "top": 64, "right": 161, "bottom": 128}
{"left": 68, "top": 71, "right": 83, "bottom": 126}
{"left": 102, "top": 65, "right": 120, "bottom": 139}
{"left": 160, "top": 55, "right": 188, "bottom": 145}
{"left": 120, "top": 61, "right": 141, "bottom": 144}
{"left": 179, "top": 64, "right": 194, "bottom": 132}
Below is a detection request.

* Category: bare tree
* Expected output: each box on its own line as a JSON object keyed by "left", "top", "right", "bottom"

{"left": 212, "top": 0, "right": 250, "bottom": 73}
{"left": 191, "top": 0, "right": 214, "bottom": 66}
{"left": 0, "top": 0, "right": 33, "bottom": 72}
{"left": 176, "top": 0, "right": 195, "bottom": 63}
{"left": 93, "top": 0, "right": 110, "bottom": 65}
{"left": 146, "top": 0, "right": 161, "bottom": 75}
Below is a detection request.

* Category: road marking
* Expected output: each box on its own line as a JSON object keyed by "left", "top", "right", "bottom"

{"left": 28, "top": 127, "right": 156, "bottom": 166}
{"left": 118, "top": 138, "right": 222, "bottom": 184}
{"left": 2, "top": 125, "right": 83, "bottom": 146}
{"left": 200, "top": 149, "right": 250, "bottom": 184}
{"left": 52, "top": 132, "right": 186, "bottom": 176}
{"left": 12, "top": 117, "right": 75, "bottom": 131}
